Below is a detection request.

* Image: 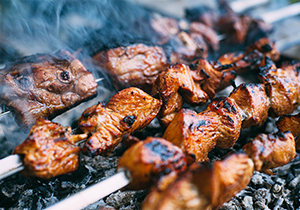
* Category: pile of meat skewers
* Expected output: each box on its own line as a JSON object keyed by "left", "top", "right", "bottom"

{"left": 1, "top": 0, "right": 300, "bottom": 209}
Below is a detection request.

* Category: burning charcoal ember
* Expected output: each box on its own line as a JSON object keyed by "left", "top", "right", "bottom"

{"left": 13, "top": 118, "right": 87, "bottom": 179}
{"left": 0, "top": 50, "right": 98, "bottom": 127}
{"left": 79, "top": 87, "right": 162, "bottom": 155}
{"left": 93, "top": 44, "right": 169, "bottom": 92}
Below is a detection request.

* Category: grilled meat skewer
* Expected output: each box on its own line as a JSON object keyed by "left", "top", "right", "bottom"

{"left": 154, "top": 37, "right": 279, "bottom": 127}
{"left": 13, "top": 117, "right": 87, "bottom": 179}
{"left": 78, "top": 87, "right": 162, "bottom": 156}
{"left": 2, "top": 58, "right": 298, "bottom": 179}
{"left": 160, "top": 56, "right": 299, "bottom": 162}
{"left": 143, "top": 130, "right": 296, "bottom": 210}
{"left": 46, "top": 124, "right": 296, "bottom": 210}
{"left": 0, "top": 50, "right": 98, "bottom": 128}
{"left": 1, "top": 87, "right": 161, "bottom": 180}
{"left": 45, "top": 137, "right": 187, "bottom": 210}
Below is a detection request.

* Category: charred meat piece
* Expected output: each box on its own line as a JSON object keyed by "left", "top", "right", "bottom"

{"left": 152, "top": 63, "right": 208, "bottom": 127}
{"left": 163, "top": 109, "right": 220, "bottom": 163}
{"left": 189, "top": 22, "right": 219, "bottom": 51}
{"left": 185, "top": 5, "right": 219, "bottom": 28}
{"left": 229, "top": 83, "right": 269, "bottom": 128}
{"left": 117, "top": 137, "right": 187, "bottom": 190}
{"left": 259, "top": 62, "right": 300, "bottom": 117}
{"left": 142, "top": 153, "right": 254, "bottom": 210}
{"left": 93, "top": 43, "right": 169, "bottom": 92}
{"left": 246, "top": 37, "right": 280, "bottom": 62}
{"left": 217, "top": 38, "right": 279, "bottom": 74}
{"left": 243, "top": 131, "right": 296, "bottom": 174}
{"left": 13, "top": 117, "right": 87, "bottom": 179}
{"left": 277, "top": 113, "right": 300, "bottom": 152}
{"left": 150, "top": 14, "right": 180, "bottom": 45}
{"left": 191, "top": 58, "right": 236, "bottom": 99}
{"left": 78, "top": 87, "right": 162, "bottom": 155}
{"left": 207, "top": 97, "right": 242, "bottom": 149}
{"left": 0, "top": 50, "right": 98, "bottom": 127}
{"left": 217, "top": 50, "right": 264, "bottom": 73}
{"left": 217, "top": 0, "right": 249, "bottom": 43}
{"left": 170, "top": 31, "right": 208, "bottom": 64}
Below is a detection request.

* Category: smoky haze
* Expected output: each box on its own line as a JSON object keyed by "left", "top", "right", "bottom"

{"left": 0, "top": 0, "right": 163, "bottom": 156}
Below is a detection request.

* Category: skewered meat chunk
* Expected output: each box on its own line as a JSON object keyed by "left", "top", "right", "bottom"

{"left": 162, "top": 81, "right": 271, "bottom": 161}
{"left": 217, "top": 38, "right": 279, "bottom": 73}
{"left": 229, "top": 83, "right": 269, "bottom": 128}
{"left": 243, "top": 131, "right": 296, "bottom": 174}
{"left": 93, "top": 43, "right": 169, "bottom": 92}
{"left": 152, "top": 63, "right": 208, "bottom": 127}
{"left": 170, "top": 31, "right": 209, "bottom": 64}
{"left": 117, "top": 137, "right": 187, "bottom": 190}
{"left": 207, "top": 97, "right": 242, "bottom": 149}
{"left": 217, "top": 50, "right": 264, "bottom": 73}
{"left": 13, "top": 117, "right": 87, "bottom": 179}
{"left": 277, "top": 113, "right": 300, "bottom": 152}
{"left": 259, "top": 62, "right": 300, "bottom": 117}
{"left": 246, "top": 37, "right": 280, "bottom": 62}
{"left": 0, "top": 50, "right": 98, "bottom": 127}
{"left": 78, "top": 87, "right": 162, "bottom": 155}
{"left": 150, "top": 14, "right": 180, "bottom": 45}
{"left": 163, "top": 109, "right": 220, "bottom": 163}
{"left": 217, "top": 0, "right": 249, "bottom": 43}
{"left": 142, "top": 153, "right": 254, "bottom": 210}
{"left": 191, "top": 58, "right": 236, "bottom": 99}
{"left": 189, "top": 22, "right": 219, "bottom": 51}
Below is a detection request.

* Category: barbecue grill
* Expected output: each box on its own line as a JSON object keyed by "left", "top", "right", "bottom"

{"left": 1, "top": 0, "right": 300, "bottom": 209}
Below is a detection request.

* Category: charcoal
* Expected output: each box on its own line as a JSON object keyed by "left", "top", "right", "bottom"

{"left": 271, "top": 183, "right": 282, "bottom": 199}
{"left": 254, "top": 200, "right": 270, "bottom": 210}
{"left": 251, "top": 173, "right": 264, "bottom": 186}
{"left": 241, "top": 196, "right": 253, "bottom": 209}
{"left": 219, "top": 198, "right": 243, "bottom": 210}
{"left": 288, "top": 174, "right": 300, "bottom": 188}
{"left": 272, "top": 196, "right": 284, "bottom": 210}
{"left": 105, "top": 190, "right": 143, "bottom": 210}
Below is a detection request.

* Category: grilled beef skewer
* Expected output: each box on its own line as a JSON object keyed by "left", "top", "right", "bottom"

{"left": 2, "top": 57, "right": 298, "bottom": 180}
{"left": 1, "top": 59, "right": 299, "bottom": 209}
{"left": 46, "top": 117, "right": 297, "bottom": 210}
{"left": 161, "top": 57, "right": 300, "bottom": 162}
{"left": 1, "top": 87, "right": 161, "bottom": 180}
{"left": 143, "top": 130, "right": 296, "bottom": 210}
{"left": 0, "top": 50, "right": 98, "bottom": 128}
